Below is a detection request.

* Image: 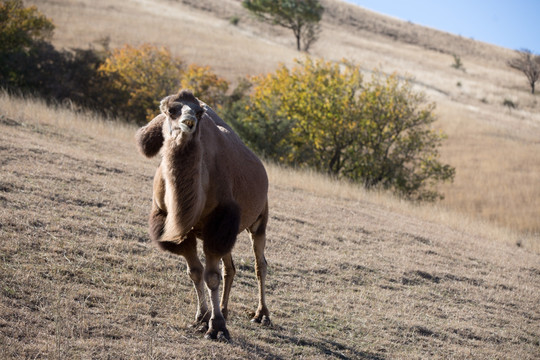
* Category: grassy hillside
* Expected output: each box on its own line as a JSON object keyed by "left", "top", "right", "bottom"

{"left": 26, "top": 0, "right": 540, "bottom": 236}
{"left": 1, "top": 92, "right": 539, "bottom": 359}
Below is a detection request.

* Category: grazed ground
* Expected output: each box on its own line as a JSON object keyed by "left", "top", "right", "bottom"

{"left": 1, "top": 100, "right": 539, "bottom": 359}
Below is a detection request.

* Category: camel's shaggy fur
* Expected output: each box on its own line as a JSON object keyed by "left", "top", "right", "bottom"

{"left": 135, "top": 90, "right": 270, "bottom": 341}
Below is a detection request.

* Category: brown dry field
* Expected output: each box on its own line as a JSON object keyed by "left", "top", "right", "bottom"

{"left": 1, "top": 0, "right": 540, "bottom": 358}
{"left": 1, "top": 92, "right": 540, "bottom": 359}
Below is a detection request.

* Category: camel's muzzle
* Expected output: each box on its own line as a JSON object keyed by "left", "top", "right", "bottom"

{"left": 178, "top": 105, "right": 198, "bottom": 134}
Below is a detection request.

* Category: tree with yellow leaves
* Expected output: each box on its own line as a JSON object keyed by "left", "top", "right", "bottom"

{"left": 98, "top": 44, "right": 184, "bottom": 123}
{"left": 180, "top": 64, "right": 229, "bottom": 109}
{"left": 98, "top": 44, "right": 230, "bottom": 124}
{"left": 235, "top": 57, "right": 454, "bottom": 200}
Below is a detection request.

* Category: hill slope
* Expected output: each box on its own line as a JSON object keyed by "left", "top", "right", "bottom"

{"left": 1, "top": 94, "right": 539, "bottom": 359}
{"left": 26, "top": 0, "right": 540, "bottom": 235}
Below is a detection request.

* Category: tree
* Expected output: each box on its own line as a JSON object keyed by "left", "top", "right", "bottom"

{"left": 508, "top": 49, "right": 540, "bottom": 94}
{"left": 98, "top": 44, "right": 184, "bottom": 123}
{"left": 180, "top": 64, "right": 229, "bottom": 109}
{"left": 235, "top": 57, "right": 454, "bottom": 200}
{"left": 349, "top": 72, "right": 455, "bottom": 200}
{"left": 242, "top": 0, "right": 324, "bottom": 51}
{"left": 0, "top": 0, "right": 54, "bottom": 53}
{"left": 0, "top": 0, "right": 54, "bottom": 87}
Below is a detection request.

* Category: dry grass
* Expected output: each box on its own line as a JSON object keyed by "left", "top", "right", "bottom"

{"left": 1, "top": 93, "right": 540, "bottom": 359}
{"left": 267, "top": 162, "right": 538, "bottom": 252}
{"left": 436, "top": 102, "right": 540, "bottom": 236}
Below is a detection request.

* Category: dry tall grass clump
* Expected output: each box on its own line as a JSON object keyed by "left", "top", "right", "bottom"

{"left": 1, "top": 94, "right": 539, "bottom": 359}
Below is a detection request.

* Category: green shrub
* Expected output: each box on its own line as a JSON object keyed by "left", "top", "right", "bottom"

{"left": 451, "top": 54, "right": 465, "bottom": 71}
{"left": 0, "top": 0, "right": 54, "bottom": 87}
{"left": 503, "top": 98, "right": 517, "bottom": 110}
{"left": 229, "top": 15, "right": 240, "bottom": 26}
{"left": 0, "top": 0, "right": 54, "bottom": 53}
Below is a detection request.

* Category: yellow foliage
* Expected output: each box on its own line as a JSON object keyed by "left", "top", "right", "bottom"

{"left": 239, "top": 57, "right": 454, "bottom": 200}
{"left": 180, "top": 64, "right": 228, "bottom": 109}
{"left": 246, "top": 57, "right": 363, "bottom": 171}
{"left": 98, "top": 44, "right": 184, "bottom": 122}
{"left": 98, "top": 44, "right": 229, "bottom": 123}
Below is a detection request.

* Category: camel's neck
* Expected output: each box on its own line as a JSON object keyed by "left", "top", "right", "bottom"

{"left": 161, "top": 136, "right": 205, "bottom": 240}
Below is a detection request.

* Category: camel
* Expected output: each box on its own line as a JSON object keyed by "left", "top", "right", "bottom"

{"left": 135, "top": 90, "right": 270, "bottom": 341}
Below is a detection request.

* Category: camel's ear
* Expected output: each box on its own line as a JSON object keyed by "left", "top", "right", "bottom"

{"left": 135, "top": 113, "right": 166, "bottom": 158}
{"left": 159, "top": 95, "right": 175, "bottom": 115}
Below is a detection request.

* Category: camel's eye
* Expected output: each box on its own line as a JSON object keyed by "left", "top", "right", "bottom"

{"left": 168, "top": 106, "right": 182, "bottom": 118}
{"left": 196, "top": 109, "right": 204, "bottom": 118}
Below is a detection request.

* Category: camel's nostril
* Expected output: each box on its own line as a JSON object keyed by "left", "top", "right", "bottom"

{"left": 179, "top": 116, "right": 197, "bottom": 133}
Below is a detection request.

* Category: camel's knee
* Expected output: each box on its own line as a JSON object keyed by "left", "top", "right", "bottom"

{"left": 204, "top": 271, "right": 221, "bottom": 291}
{"left": 188, "top": 265, "right": 204, "bottom": 284}
{"left": 255, "top": 257, "right": 268, "bottom": 278}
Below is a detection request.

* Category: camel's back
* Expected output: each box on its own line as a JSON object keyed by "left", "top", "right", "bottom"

{"left": 201, "top": 106, "right": 268, "bottom": 231}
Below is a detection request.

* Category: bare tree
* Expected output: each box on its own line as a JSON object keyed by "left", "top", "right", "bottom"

{"left": 507, "top": 49, "right": 540, "bottom": 94}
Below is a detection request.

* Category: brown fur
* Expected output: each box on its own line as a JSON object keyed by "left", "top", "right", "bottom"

{"left": 160, "top": 130, "right": 204, "bottom": 242}
{"left": 202, "top": 202, "right": 241, "bottom": 256}
{"left": 135, "top": 114, "right": 165, "bottom": 158}
{"left": 136, "top": 90, "right": 270, "bottom": 340}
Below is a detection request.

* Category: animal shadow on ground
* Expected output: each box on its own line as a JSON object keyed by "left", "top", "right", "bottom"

{"left": 232, "top": 325, "right": 385, "bottom": 360}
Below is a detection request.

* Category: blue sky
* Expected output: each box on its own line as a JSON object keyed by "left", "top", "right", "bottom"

{"left": 343, "top": 0, "right": 540, "bottom": 53}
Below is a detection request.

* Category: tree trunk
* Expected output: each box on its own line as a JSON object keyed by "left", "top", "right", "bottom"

{"left": 293, "top": 25, "right": 302, "bottom": 51}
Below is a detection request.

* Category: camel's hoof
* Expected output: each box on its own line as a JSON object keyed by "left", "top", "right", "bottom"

{"left": 251, "top": 315, "right": 271, "bottom": 326}
{"left": 190, "top": 312, "right": 210, "bottom": 333}
{"left": 191, "top": 322, "right": 209, "bottom": 333}
{"left": 204, "top": 328, "right": 231, "bottom": 342}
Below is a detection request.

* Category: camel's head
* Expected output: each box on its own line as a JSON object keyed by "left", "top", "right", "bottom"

{"left": 160, "top": 90, "right": 204, "bottom": 140}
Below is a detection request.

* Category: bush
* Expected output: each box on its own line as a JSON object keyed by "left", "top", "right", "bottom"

{"left": 234, "top": 57, "right": 454, "bottom": 200}
{"left": 180, "top": 64, "right": 229, "bottom": 110}
{"left": 98, "top": 45, "right": 230, "bottom": 123}
{"left": 0, "top": 2, "right": 230, "bottom": 125}
{"left": 98, "top": 44, "right": 184, "bottom": 124}
{"left": 0, "top": 0, "right": 54, "bottom": 53}
{"left": 0, "top": 0, "right": 54, "bottom": 87}
{"left": 451, "top": 54, "right": 465, "bottom": 71}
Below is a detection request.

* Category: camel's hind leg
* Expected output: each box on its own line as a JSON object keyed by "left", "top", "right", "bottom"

{"left": 248, "top": 202, "right": 271, "bottom": 326}
{"left": 220, "top": 253, "right": 236, "bottom": 320}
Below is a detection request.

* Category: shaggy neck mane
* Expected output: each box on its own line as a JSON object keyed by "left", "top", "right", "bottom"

{"left": 161, "top": 135, "right": 204, "bottom": 241}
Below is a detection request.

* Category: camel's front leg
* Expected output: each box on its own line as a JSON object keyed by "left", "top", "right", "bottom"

{"left": 180, "top": 233, "right": 210, "bottom": 329}
{"left": 203, "top": 253, "right": 230, "bottom": 341}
